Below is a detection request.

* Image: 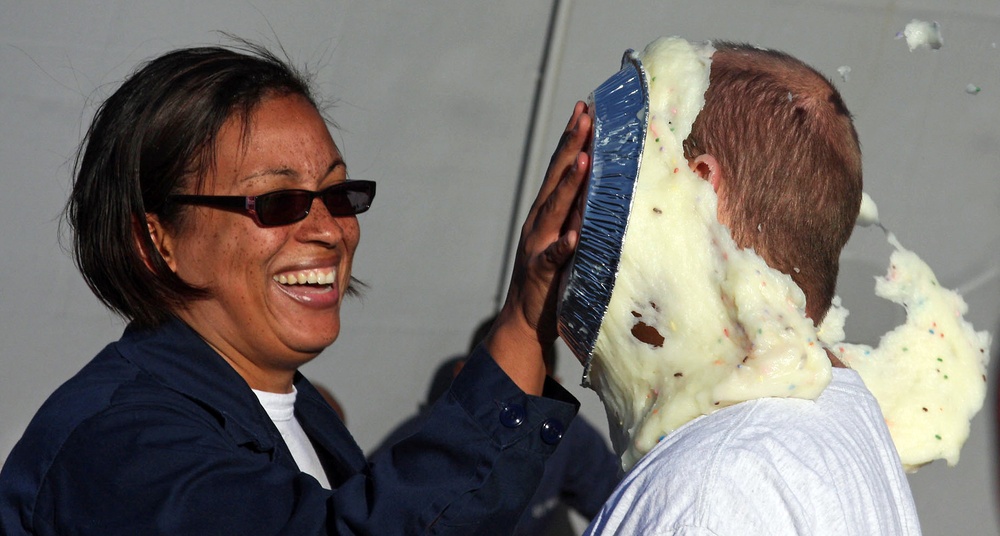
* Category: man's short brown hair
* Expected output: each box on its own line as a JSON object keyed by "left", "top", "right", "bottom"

{"left": 683, "top": 42, "right": 862, "bottom": 322}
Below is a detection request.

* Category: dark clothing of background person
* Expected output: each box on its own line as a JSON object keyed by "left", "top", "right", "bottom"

{"left": 371, "top": 355, "right": 619, "bottom": 535}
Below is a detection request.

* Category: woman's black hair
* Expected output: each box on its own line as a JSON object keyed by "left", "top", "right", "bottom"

{"left": 65, "top": 41, "right": 317, "bottom": 327}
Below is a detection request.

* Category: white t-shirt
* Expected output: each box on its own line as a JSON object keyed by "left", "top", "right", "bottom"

{"left": 253, "top": 387, "right": 332, "bottom": 489}
{"left": 586, "top": 368, "right": 921, "bottom": 535}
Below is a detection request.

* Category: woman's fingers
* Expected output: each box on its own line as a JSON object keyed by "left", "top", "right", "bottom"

{"left": 484, "top": 102, "right": 592, "bottom": 395}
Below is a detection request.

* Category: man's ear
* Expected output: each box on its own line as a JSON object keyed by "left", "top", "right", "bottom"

{"left": 136, "top": 213, "right": 178, "bottom": 273}
{"left": 689, "top": 153, "right": 723, "bottom": 193}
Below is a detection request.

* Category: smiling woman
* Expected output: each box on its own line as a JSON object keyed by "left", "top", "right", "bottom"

{"left": 149, "top": 94, "right": 361, "bottom": 393}
{"left": 0, "top": 42, "right": 591, "bottom": 535}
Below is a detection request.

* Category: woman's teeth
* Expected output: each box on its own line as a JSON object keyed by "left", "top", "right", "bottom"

{"left": 273, "top": 270, "right": 335, "bottom": 285}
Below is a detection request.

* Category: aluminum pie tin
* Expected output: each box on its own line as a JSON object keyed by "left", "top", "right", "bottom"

{"left": 557, "top": 50, "right": 649, "bottom": 387}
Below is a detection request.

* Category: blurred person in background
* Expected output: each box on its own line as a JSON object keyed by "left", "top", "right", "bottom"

{"left": 373, "top": 315, "right": 621, "bottom": 535}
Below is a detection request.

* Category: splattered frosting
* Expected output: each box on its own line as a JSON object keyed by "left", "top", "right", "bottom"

{"left": 820, "top": 229, "right": 990, "bottom": 470}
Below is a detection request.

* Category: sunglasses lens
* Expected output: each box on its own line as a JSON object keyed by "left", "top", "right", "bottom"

{"left": 322, "top": 182, "right": 375, "bottom": 215}
{"left": 255, "top": 190, "right": 312, "bottom": 226}
{"left": 251, "top": 182, "right": 375, "bottom": 226}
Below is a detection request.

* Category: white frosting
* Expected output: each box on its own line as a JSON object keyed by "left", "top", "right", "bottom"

{"left": 817, "top": 295, "right": 848, "bottom": 346}
{"left": 820, "top": 231, "right": 991, "bottom": 470}
{"left": 588, "top": 37, "right": 831, "bottom": 471}
{"left": 857, "top": 192, "right": 881, "bottom": 227}
{"left": 902, "top": 20, "right": 943, "bottom": 51}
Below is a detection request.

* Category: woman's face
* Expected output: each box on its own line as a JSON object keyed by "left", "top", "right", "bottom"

{"left": 157, "top": 94, "right": 359, "bottom": 392}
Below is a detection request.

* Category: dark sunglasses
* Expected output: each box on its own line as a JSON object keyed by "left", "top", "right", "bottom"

{"left": 167, "top": 180, "right": 376, "bottom": 227}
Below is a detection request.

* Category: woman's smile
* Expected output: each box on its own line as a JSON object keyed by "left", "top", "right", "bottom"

{"left": 273, "top": 267, "right": 340, "bottom": 306}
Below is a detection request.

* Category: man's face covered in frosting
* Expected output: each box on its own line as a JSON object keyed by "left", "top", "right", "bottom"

{"left": 582, "top": 37, "right": 831, "bottom": 471}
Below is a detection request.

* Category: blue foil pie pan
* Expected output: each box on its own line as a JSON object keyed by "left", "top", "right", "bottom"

{"left": 557, "top": 50, "right": 649, "bottom": 387}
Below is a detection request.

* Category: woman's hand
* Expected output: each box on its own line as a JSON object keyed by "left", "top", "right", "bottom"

{"left": 486, "top": 101, "right": 591, "bottom": 395}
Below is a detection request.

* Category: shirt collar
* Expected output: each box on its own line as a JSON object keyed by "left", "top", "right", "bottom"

{"left": 115, "top": 317, "right": 279, "bottom": 456}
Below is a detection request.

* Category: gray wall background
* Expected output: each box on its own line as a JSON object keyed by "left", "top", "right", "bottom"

{"left": 2, "top": 1, "right": 998, "bottom": 534}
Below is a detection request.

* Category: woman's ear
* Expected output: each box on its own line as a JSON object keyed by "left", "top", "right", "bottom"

{"left": 689, "top": 153, "right": 723, "bottom": 193}
{"left": 136, "top": 213, "right": 177, "bottom": 272}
